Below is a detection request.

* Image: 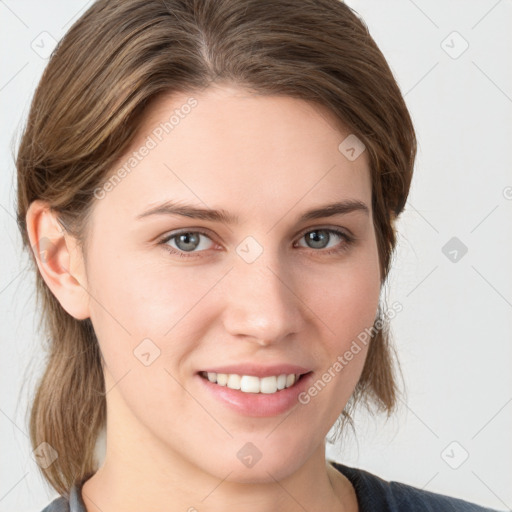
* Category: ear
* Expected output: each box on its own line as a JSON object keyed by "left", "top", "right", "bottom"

{"left": 26, "top": 199, "right": 91, "bottom": 320}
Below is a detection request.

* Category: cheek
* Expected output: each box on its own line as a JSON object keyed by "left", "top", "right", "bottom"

{"left": 304, "top": 242, "right": 381, "bottom": 348}
{"left": 294, "top": 254, "right": 379, "bottom": 431}
{"left": 86, "top": 241, "right": 190, "bottom": 340}
{"left": 87, "top": 258, "right": 198, "bottom": 431}
{"left": 85, "top": 244, "right": 218, "bottom": 399}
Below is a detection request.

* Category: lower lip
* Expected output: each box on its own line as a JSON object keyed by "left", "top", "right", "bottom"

{"left": 196, "top": 372, "right": 314, "bottom": 418}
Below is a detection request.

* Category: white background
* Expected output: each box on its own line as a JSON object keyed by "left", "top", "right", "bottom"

{"left": 1, "top": 1, "right": 511, "bottom": 511}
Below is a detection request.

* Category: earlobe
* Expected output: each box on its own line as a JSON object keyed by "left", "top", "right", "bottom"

{"left": 26, "top": 200, "right": 91, "bottom": 320}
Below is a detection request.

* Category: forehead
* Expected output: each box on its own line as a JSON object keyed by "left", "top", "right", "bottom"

{"left": 93, "top": 85, "right": 372, "bottom": 225}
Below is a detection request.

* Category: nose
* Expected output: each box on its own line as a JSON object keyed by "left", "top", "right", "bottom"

{"left": 220, "top": 251, "right": 305, "bottom": 347}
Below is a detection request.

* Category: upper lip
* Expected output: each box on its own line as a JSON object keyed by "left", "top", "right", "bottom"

{"left": 198, "top": 364, "right": 312, "bottom": 378}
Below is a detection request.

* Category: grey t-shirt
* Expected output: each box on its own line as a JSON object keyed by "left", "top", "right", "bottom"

{"left": 39, "top": 461, "right": 503, "bottom": 512}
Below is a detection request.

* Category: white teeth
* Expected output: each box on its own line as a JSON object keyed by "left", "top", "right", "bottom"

{"left": 216, "top": 373, "right": 228, "bottom": 386}
{"left": 205, "top": 372, "right": 300, "bottom": 394}
{"left": 241, "top": 375, "right": 260, "bottom": 393}
{"left": 227, "top": 374, "right": 241, "bottom": 390}
{"left": 260, "top": 376, "right": 277, "bottom": 394}
{"left": 276, "top": 374, "right": 287, "bottom": 390}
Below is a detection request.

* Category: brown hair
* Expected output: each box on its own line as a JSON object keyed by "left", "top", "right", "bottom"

{"left": 16, "top": 0, "right": 416, "bottom": 497}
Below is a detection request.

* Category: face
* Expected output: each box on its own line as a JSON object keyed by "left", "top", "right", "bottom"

{"left": 81, "top": 84, "right": 381, "bottom": 483}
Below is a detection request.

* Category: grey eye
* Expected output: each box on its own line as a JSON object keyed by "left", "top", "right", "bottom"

{"left": 165, "top": 231, "right": 214, "bottom": 253}
{"left": 304, "top": 230, "right": 331, "bottom": 249}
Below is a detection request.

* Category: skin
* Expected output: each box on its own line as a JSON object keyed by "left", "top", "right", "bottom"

{"left": 27, "top": 84, "right": 382, "bottom": 512}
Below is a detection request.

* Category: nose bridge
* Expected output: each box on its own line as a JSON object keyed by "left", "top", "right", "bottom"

{"left": 221, "top": 242, "right": 303, "bottom": 344}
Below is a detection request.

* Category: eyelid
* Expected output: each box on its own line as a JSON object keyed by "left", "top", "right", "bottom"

{"left": 295, "top": 224, "right": 354, "bottom": 241}
{"left": 158, "top": 227, "right": 218, "bottom": 244}
{"left": 159, "top": 224, "right": 353, "bottom": 245}
{"left": 158, "top": 224, "right": 354, "bottom": 257}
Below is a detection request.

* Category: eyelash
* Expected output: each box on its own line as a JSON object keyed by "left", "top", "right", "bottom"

{"left": 158, "top": 227, "right": 354, "bottom": 259}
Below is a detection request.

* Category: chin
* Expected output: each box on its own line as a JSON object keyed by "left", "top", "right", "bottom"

{"left": 222, "top": 461, "right": 300, "bottom": 484}
{"left": 196, "top": 437, "right": 314, "bottom": 484}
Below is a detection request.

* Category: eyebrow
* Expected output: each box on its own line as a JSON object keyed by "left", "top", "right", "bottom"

{"left": 135, "top": 199, "right": 369, "bottom": 224}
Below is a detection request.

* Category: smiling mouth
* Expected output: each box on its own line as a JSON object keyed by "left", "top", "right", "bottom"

{"left": 199, "top": 371, "right": 310, "bottom": 394}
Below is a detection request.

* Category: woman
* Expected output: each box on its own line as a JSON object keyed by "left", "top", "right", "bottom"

{"left": 15, "top": 0, "right": 502, "bottom": 510}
